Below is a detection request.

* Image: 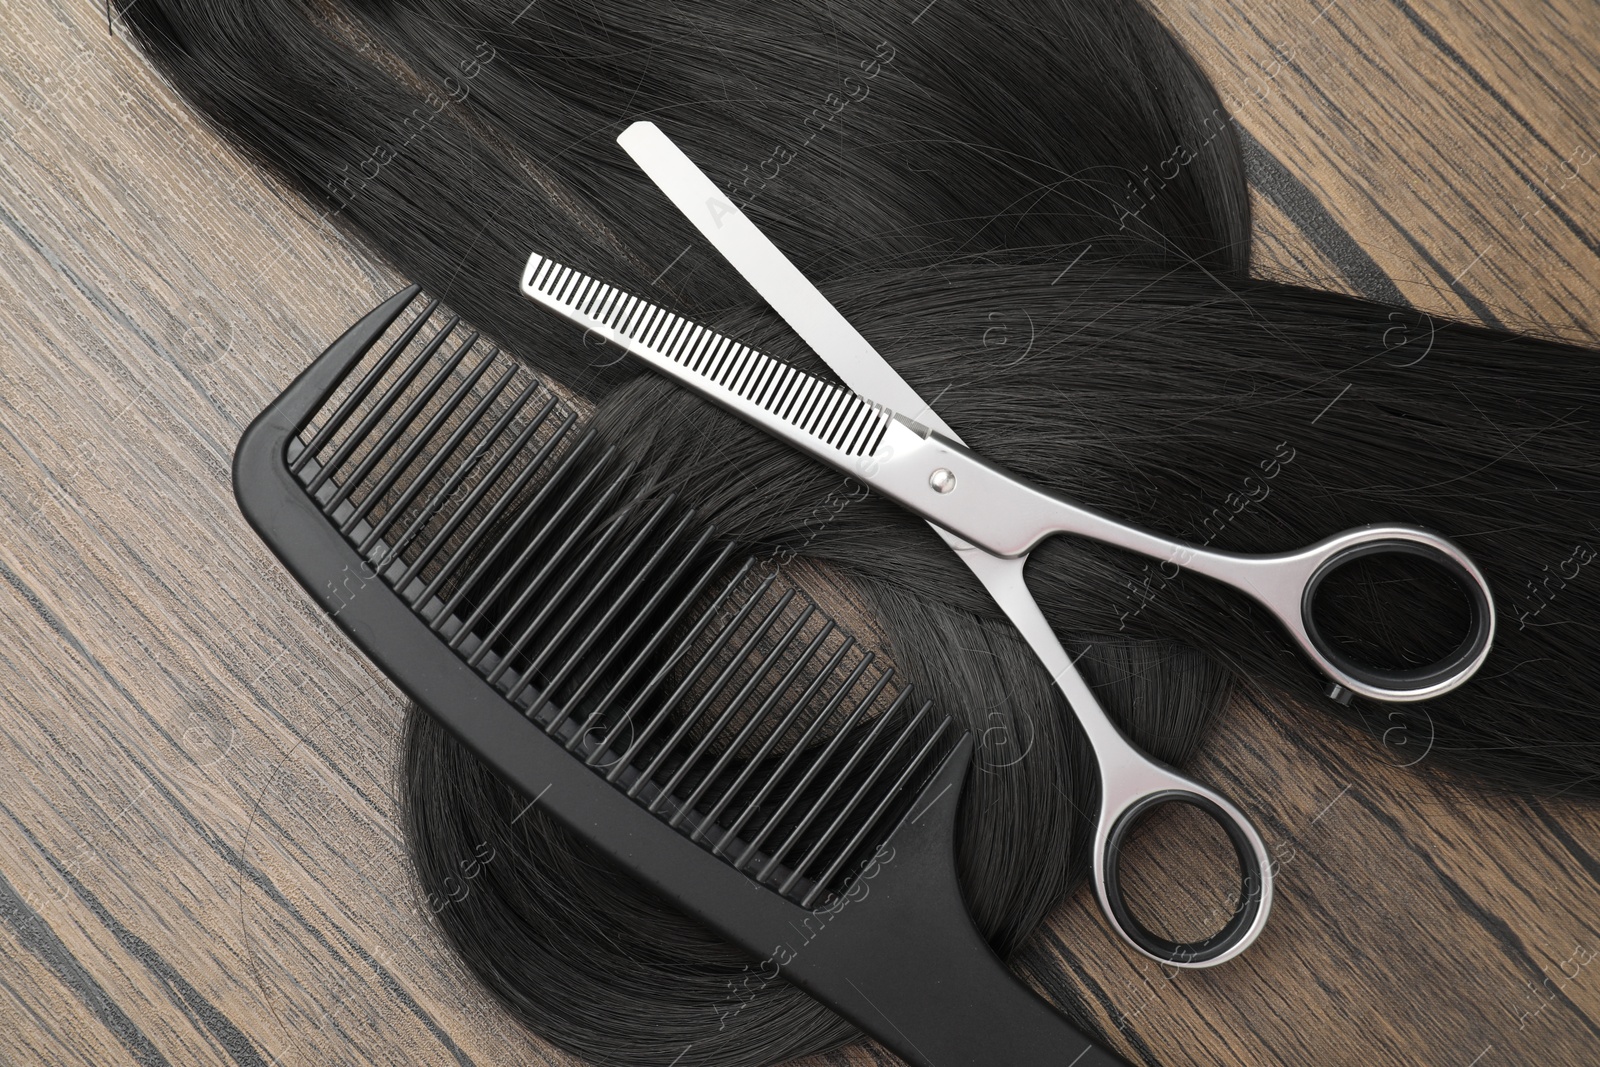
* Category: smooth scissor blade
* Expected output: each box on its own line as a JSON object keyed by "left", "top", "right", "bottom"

{"left": 616, "top": 121, "right": 966, "bottom": 446}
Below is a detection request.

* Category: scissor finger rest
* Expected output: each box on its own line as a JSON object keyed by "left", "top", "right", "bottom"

{"left": 1092, "top": 763, "right": 1273, "bottom": 967}
{"left": 861, "top": 420, "right": 1496, "bottom": 703}
{"left": 947, "top": 550, "right": 1274, "bottom": 967}
{"left": 1286, "top": 530, "right": 1496, "bottom": 702}
{"left": 1168, "top": 525, "right": 1495, "bottom": 702}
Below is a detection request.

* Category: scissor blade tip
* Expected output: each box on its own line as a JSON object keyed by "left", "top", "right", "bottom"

{"left": 617, "top": 119, "right": 660, "bottom": 145}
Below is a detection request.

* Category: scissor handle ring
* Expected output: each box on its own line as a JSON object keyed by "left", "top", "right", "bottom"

{"left": 1094, "top": 782, "right": 1272, "bottom": 967}
{"left": 1298, "top": 533, "right": 1495, "bottom": 701}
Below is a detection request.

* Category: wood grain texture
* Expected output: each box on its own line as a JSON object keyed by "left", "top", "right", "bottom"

{"left": 0, "top": 1, "right": 1596, "bottom": 1066}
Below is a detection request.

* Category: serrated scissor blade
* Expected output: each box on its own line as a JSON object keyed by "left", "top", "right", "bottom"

{"left": 521, "top": 252, "right": 894, "bottom": 464}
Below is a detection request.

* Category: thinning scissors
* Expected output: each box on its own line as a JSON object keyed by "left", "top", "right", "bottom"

{"left": 517, "top": 121, "right": 1496, "bottom": 966}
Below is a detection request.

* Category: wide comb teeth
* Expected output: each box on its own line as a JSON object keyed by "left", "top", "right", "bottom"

{"left": 288, "top": 289, "right": 952, "bottom": 907}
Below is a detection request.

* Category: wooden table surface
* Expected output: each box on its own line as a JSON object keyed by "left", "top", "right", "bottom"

{"left": 1, "top": 1, "right": 1597, "bottom": 1065}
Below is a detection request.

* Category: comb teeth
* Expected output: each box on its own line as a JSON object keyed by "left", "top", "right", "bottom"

{"left": 288, "top": 289, "right": 951, "bottom": 906}
{"left": 522, "top": 253, "right": 892, "bottom": 459}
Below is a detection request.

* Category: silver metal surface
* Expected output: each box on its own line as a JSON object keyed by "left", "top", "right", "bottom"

{"left": 519, "top": 238, "right": 1274, "bottom": 965}
{"left": 512, "top": 122, "right": 1493, "bottom": 967}
{"left": 616, "top": 121, "right": 960, "bottom": 438}
{"left": 525, "top": 246, "right": 1492, "bottom": 708}
{"left": 578, "top": 123, "right": 1279, "bottom": 965}
{"left": 519, "top": 253, "right": 894, "bottom": 464}
{"left": 521, "top": 259, "right": 1273, "bottom": 966}
{"left": 864, "top": 420, "right": 1496, "bottom": 704}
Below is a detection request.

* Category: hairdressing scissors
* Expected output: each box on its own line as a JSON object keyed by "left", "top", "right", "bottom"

{"left": 517, "top": 121, "right": 1496, "bottom": 966}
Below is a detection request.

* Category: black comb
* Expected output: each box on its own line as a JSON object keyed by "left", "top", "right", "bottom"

{"left": 234, "top": 286, "right": 1127, "bottom": 1067}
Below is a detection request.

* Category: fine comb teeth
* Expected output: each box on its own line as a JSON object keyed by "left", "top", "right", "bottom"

{"left": 280, "top": 286, "right": 952, "bottom": 907}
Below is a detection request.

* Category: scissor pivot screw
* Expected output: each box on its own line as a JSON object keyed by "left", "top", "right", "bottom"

{"left": 929, "top": 468, "right": 956, "bottom": 494}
